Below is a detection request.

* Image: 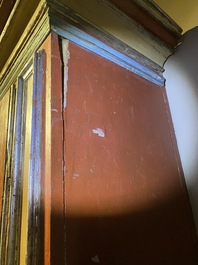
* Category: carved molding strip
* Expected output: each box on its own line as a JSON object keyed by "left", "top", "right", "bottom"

{"left": 48, "top": 0, "right": 173, "bottom": 67}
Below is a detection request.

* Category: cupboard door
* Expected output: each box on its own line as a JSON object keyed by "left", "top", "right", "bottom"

{"left": 63, "top": 42, "right": 198, "bottom": 265}
{"left": 16, "top": 53, "right": 45, "bottom": 265}
{"left": 0, "top": 51, "right": 46, "bottom": 265}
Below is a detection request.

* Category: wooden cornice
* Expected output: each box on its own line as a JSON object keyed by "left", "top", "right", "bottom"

{"left": 109, "top": 0, "right": 182, "bottom": 48}
{"left": 0, "top": 0, "right": 182, "bottom": 95}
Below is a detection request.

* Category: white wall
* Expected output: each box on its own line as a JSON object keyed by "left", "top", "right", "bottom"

{"left": 164, "top": 27, "right": 198, "bottom": 234}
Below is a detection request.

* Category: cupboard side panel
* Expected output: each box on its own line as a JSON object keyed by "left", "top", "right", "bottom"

{"left": 63, "top": 42, "right": 198, "bottom": 265}
{"left": 38, "top": 32, "right": 65, "bottom": 265}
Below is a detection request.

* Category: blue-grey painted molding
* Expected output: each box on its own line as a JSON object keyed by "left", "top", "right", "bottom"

{"left": 6, "top": 65, "right": 29, "bottom": 265}
{"left": 50, "top": 14, "right": 165, "bottom": 86}
{"left": 48, "top": 0, "right": 165, "bottom": 73}
{"left": 28, "top": 50, "right": 46, "bottom": 264}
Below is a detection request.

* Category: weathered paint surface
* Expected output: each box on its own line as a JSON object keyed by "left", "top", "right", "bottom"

{"left": 51, "top": 15, "right": 165, "bottom": 86}
{"left": 50, "top": 33, "right": 65, "bottom": 265}
{"left": 38, "top": 34, "right": 51, "bottom": 265}
{"left": 108, "top": 0, "right": 181, "bottom": 48}
{"left": 38, "top": 33, "right": 65, "bottom": 265}
{"left": 63, "top": 42, "right": 198, "bottom": 264}
{"left": 55, "top": 0, "right": 172, "bottom": 66}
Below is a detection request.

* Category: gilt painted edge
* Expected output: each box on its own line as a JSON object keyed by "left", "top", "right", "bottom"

{"left": 0, "top": 1, "right": 50, "bottom": 98}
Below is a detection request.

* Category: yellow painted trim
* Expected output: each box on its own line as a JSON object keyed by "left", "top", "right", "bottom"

{"left": 0, "top": 0, "right": 21, "bottom": 42}
{"left": 0, "top": 0, "right": 50, "bottom": 97}
{"left": 0, "top": 0, "right": 42, "bottom": 72}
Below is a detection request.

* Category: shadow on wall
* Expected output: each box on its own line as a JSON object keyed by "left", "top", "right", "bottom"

{"left": 164, "top": 26, "right": 198, "bottom": 235}
{"left": 51, "top": 183, "right": 198, "bottom": 265}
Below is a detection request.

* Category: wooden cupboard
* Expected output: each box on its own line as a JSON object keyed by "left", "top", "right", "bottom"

{"left": 0, "top": 0, "right": 198, "bottom": 264}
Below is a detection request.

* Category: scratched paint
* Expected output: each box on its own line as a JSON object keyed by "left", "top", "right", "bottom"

{"left": 62, "top": 39, "right": 70, "bottom": 109}
{"left": 63, "top": 42, "right": 198, "bottom": 264}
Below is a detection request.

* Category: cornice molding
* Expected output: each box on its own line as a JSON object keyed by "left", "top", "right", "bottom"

{"left": 108, "top": 0, "right": 181, "bottom": 48}
{"left": 49, "top": 0, "right": 173, "bottom": 67}
{"left": 133, "top": 0, "right": 182, "bottom": 36}
{"left": 49, "top": 0, "right": 165, "bottom": 86}
{"left": 0, "top": 0, "right": 182, "bottom": 95}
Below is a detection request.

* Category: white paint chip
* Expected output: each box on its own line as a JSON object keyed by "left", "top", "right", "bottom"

{"left": 92, "top": 255, "right": 100, "bottom": 263}
{"left": 92, "top": 128, "right": 105, "bottom": 137}
{"left": 73, "top": 173, "right": 79, "bottom": 178}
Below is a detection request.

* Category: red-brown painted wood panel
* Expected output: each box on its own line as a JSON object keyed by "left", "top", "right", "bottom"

{"left": 38, "top": 33, "right": 65, "bottom": 265}
{"left": 50, "top": 33, "right": 65, "bottom": 264}
{"left": 63, "top": 43, "right": 198, "bottom": 264}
